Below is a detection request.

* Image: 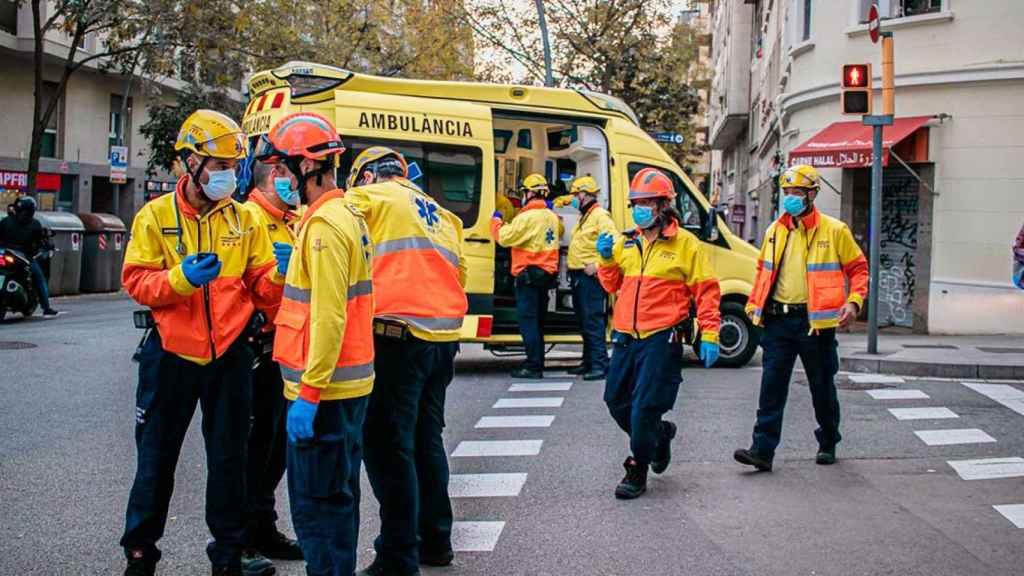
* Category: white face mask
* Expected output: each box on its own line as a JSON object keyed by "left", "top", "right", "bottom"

{"left": 203, "top": 169, "right": 237, "bottom": 200}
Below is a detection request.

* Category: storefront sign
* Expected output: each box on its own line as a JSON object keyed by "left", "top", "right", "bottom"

{"left": 0, "top": 170, "right": 60, "bottom": 190}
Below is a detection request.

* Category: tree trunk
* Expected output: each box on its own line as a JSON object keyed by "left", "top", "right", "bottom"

{"left": 27, "top": 0, "right": 45, "bottom": 196}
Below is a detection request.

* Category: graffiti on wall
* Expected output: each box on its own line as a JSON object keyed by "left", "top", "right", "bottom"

{"left": 877, "top": 171, "right": 918, "bottom": 328}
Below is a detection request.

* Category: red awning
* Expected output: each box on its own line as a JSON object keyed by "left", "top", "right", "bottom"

{"left": 788, "top": 115, "right": 932, "bottom": 168}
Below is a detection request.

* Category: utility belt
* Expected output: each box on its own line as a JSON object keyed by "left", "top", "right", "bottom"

{"left": 373, "top": 318, "right": 412, "bottom": 341}
{"left": 131, "top": 308, "right": 268, "bottom": 361}
{"left": 611, "top": 322, "right": 690, "bottom": 346}
{"left": 764, "top": 300, "right": 808, "bottom": 318}
{"left": 515, "top": 265, "right": 556, "bottom": 288}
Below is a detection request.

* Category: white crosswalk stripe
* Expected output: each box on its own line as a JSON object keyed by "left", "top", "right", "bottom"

{"left": 475, "top": 415, "right": 555, "bottom": 428}
{"left": 452, "top": 440, "right": 544, "bottom": 457}
{"left": 866, "top": 389, "right": 929, "bottom": 400}
{"left": 889, "top": 407, "right": 958, "bottom": 420}
{"left": 493, "top": 397, "right": 564, "bottom": 409}
{"left": 849, "top": 374, "right": 906, "bottom": 384}
{"left": 451, "top": 521, "right": 506, "bottom": 552}
{"left": 508, "top": 381, "right": 573, "bottom": 392}
{"left": 993, "top": 505, "right": 1024, "bottom": 528}
{"left": 948, "top": 457, "right": 1024, "bottom": 481}
{"left": 914, "top": 428, "right": 996, "bottom": 446}
{"left": 449, "top": 473, "right": 529, "bottom": 498}
{"left": 962, "top": 382, "right": 1024, "bottom": 417}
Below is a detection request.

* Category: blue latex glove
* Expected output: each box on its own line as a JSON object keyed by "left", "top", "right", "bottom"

{"left": 545, "top": 200, "right": 554, "bottom": 209}
{"left": 181, "top": 253, "right": 221, "bottom": 287}
{"left": 1014, "top": 268, "right": 1024, "bottom": 289}
{"left": 492, "top": 211, "right": 503, "bottom": 220}
{"left": 273, "top": 242, "right": 293, "bottom": 276}
{"left": 287, "top": 398, "right": 318, "bottom": 444}
{"left": 700, "top": 341, "right": 720, "bottom": 369}
{"left": 596, "top": 232, "right": 614, "bottom": 259}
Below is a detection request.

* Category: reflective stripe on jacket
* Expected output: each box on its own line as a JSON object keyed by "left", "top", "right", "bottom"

{"left": 272, "top": 189, "right": 375, "bottom": 402}
{"left": 568, "top": 202, "right": 616, "bottom": 270}
{"left": 121, "top": 176, "right": 283, "bottom": 365}
{"left": 490, "top": 199, "right": 563, "bottom": 275}
{"left": 746, "top": 208, "right": 868, "bottom": 330}
{"left": 244, "top": 188, "right": 297, "bottom": 327}
{"left": 345, "top": 178, "right": 468, "bottom": 342}
{"left": 598, "top": 219, "right": 721, "bottom": 342}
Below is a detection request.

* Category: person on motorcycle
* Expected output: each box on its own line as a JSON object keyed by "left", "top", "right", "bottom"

{"left": 0, "top": 196, "right": 59, "bottom": 316}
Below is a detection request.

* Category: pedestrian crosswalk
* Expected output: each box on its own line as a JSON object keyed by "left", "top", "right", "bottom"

{"left": 447, "top": 375, "right": 575, "bottom": 554}
{"left": 860, "top": 373, "right": 1024, "bottom": 530}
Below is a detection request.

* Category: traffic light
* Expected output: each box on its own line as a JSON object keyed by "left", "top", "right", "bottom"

{"left": 841, "top": 63, "right": 873, "bottom": 115}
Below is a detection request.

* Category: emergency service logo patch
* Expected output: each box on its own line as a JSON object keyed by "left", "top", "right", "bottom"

{"left": 545, "top": 228, "right": 556, "bottom": 245}
{"left": 414, "top": 195, "right": 442, "bottom": 235}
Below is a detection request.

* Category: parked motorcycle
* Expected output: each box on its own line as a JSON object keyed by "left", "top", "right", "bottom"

{"left": 0, "top": 248, "right": 39, "bottom": 320}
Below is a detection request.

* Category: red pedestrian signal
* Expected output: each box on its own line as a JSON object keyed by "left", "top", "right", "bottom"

{"left": 841, "top": 63, "right": 873, "bottom": 115}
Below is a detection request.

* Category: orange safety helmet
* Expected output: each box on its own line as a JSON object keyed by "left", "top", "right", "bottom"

{"left": 628, "top": 167, "right": 676, "bottom": 201}
{"left": 256, "top": 112, "right": 345, "bottom": 164}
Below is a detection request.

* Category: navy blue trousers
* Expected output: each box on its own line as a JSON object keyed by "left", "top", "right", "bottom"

{"left": 121, "top": 331, "right": 253, "bottom": 568}
{"left": 246, "top": 346, "right": 287, "bottom": 539}
{"left": 751, "top": 314, "right": 841, "bottom": 458}
{"left": 287, "top": 397, "right": 368, "bottom": 576}
{"left": 514, "top": 269, "right": 553, "bottom": 372}
{"left": 604, "top": 330, "right": 683, "bottom": 465}
{"left": 363, "top": 335, "right": 458, "bottom": 575}
{"left": 570, "top": 270, "right": 608, "bottom": 373}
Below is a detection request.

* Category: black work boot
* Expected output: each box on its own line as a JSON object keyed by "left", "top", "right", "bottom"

{"left": 614, "top": 457, "right": 648, "bottom": 500}
{"left": 582, "top": 369, "right": 606, "bottom": 381}
{"left": 420, "top": 548, "right": 455, "bottom": 567}
{"left": 254, "top": 526, "right": 303, "bottom": 561}
{"left": 650, "top": 421, "right": 678, "bottom": 474}
{"left": 815, "top": 446, "right": 837, "bottom": 465}
{"left": 124, "top": 550, "right": 156, "bottom": 576}
{"left": 357, "top": 556, "right": 421, "bottom": 576}
{"left": 211, "top": 567, "right": 243, "bottom": 576}
{"left": 566, "top": 364, "right": 588, "bottom": 375}
{"left": 733, "top": 448, "right": 773, "bottom": 472}
{"left": 240, "top": 550, "right": 275, "bottom": 576}
{"left": 511, "top": 367, "right": 543, "bottom": 379}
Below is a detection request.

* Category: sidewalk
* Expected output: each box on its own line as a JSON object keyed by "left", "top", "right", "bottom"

{"left": 838, "top": 331, "right": 1024, "bottom": 379}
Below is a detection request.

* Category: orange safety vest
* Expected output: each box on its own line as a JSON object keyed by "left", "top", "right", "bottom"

{"left": 490, "top": 198, "right": 562, "bottom": 276}
{"left": 746, "top": 208, "right": 868, "bottom": 330}
{"left": 121, "top": 176, "right": 283, "bottom": 364}
{"left": 598, "top": 219, "right": 721, "bottom": 342}
{"left": 272, "top": 189, "right": 375, "bottom": 402}
{"left": 344, "top": 178, "right": 467, "bottom": 342}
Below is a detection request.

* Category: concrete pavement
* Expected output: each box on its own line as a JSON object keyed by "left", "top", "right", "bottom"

{"left": 1, "top": 293, "right": 1022, "bottom": 575}
{"left": 839, "top": 332, "right": 1024, "bottom": 379}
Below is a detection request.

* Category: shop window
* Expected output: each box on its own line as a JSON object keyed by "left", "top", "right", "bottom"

{"left": 0, "top": 0, "right": 17, "bottom": 35}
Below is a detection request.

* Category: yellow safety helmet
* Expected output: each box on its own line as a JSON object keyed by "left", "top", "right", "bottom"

{"left": 521, "top": 173, "right": 548, "bottom": 193}
{"left": 570, "top": 175, "right": 599, "bottom": 195}
{"left": 174, "top": 109, "right": 246, "bottom": 160}
{"left": 780, "top": 164, "right": 820, "bottom": 190}
{"left": 346, "top": 146, "right": 408, "bottom": 190}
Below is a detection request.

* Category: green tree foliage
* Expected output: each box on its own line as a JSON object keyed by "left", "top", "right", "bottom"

{"left": 139, "top": 84, "right": 244, "bottom": 175}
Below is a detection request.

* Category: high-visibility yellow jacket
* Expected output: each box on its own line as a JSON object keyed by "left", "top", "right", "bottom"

{"left": 598, "top": 219, "right": 721, "bottom": 342}
{"left": 122, "top": 176, "right": 283, "bottom": 365}
{"left": 344, "top": 178, "right": 468, "bottom": 342}
{"left": 244, "top": 188, "right": 298, "bottom": 327}
{"left": 747, "top": 208, "right": 868, "bottom": 330}
{"left": 495, "top": 192, "right": 518, "bottom": 223}
{"left": 490, "top": 198, "right": 563, "bottom": 276}
{"left": 568, "top": 202, "right": 616, "bottom": 270}
{"left": 272, "top": 189, "right": 375, "bottom": 403}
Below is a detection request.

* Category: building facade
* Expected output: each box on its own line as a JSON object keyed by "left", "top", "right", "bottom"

{"left": 707, "top": 0, "right": 1024, "bottom": 334}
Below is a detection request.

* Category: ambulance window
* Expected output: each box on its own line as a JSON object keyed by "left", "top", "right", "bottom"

{"left": 626, "top": 163, "right": 706, "bottom": 233}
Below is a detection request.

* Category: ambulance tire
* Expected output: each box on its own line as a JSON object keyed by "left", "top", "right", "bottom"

{"left": 692, "top": 301, "right": 759, "bottom": 368}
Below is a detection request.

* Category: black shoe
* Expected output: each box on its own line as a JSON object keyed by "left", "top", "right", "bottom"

{"left": 42, "top": 308, "right": 59, "bottom": 316}
{"left": 357, "top": 557, "right": 421, "bottom": 576}
{"left": 254, "top": 527, "right": 303, "bottom": 561}
{"left": 240, "top": 550, "right": 275, "bottom": 576}
{"left": 212, "top": 568, "right": 243, "bottom": 576}
{"left": 733, "top": 448, "right": 773, "bottom": 472}
{"left": 582, "top": 370, "right": 606, "bottom": 381}
{"left": 651, "top": 421, "right": 678, "bottom": 474}
{"left": 614, "top": 457, "right": 648, "bottom": 500}
{"left": 420, "top": 548, "right": 454, "bottom": 567}
{"left": 815, "top": 447, "right": 836, "bottom": 465}
{"left": 566, "top": 364, "right": 588, "bottom": 375}
{"left": 511, "top": 367, "right": 543, "bottom": 379}
{"left": 124, "top": 550, "right": 156, "bottom": 576}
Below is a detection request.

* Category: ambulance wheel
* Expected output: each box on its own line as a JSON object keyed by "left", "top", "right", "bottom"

{"left": 693, "top": 301, "right": 759, "bottom": 368}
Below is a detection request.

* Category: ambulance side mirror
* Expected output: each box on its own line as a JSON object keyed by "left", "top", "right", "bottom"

{"left": 703, "top": 208, "right": 720, "bottom": 242}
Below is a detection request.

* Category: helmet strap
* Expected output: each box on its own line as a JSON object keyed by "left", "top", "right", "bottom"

{"left": 184, "top": 152, "right": 210, "bottom": 197}
{"left": 284, "top": 157, "right": 334, "bottom": 204}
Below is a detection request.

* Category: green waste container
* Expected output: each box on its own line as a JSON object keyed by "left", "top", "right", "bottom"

{"left": 34, "top": 211, "right": 85, "bottom": 296}
{"left": 78, "top": 213, "right": 127, "bottom": 292}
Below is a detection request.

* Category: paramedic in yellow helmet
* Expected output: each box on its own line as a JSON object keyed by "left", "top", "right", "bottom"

{"left": 120, "top": 109, "right": 285, "bottom": 576}
{"left": 734, "top": 164, "right": 868, "bottom": 473}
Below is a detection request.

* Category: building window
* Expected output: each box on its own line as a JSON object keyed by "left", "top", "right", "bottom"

{"left": 109, "top": 94, "right": 133, "bottom": 152}
{"left": 802, "top": 0, "right": 812, "bottom": 41}
{"left": 0, "top": 0, "right": 17, "bottom": 35}
{"left": 40, "top": 81, "right": 61, "bottom": 159}
{"left": 859, "top": 0, "right": 942, "bottom": 22}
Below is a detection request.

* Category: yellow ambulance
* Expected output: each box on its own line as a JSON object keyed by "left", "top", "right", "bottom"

{"left": 243, "top": 62, "right": 761, "bottom": 366}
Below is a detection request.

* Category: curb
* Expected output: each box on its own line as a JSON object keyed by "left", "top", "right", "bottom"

{"left": 840, "top": 356, "right": 1024, "bottom": 380}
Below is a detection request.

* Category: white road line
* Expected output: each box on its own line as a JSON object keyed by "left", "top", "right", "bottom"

{"left": 493, "top": 397, "right": 564, "bottom": 409}
{"left": 449, "top": 473, "right": 528, "bottom": 498}
{"left": 948, "top": 457, "right": 1024, "bottom": 481}
{"left": 475, "top": 415, "right": 555, "bottom": 428}
{"left": 452, "top": 440, "right": 544, "bottom": 457}
{"left": 508, "top": 381, "right": 573, "bottom": 392}
{"left": 963, "top": 382, "right": 1024, "bottom": 417}
{"left": 866, "top": 389, "right": 929, "bottom": 400}
{"left": 888, "top": 407, "right": 959, "bottom": 420}
{"left": 993, "top": 504, "right": 1024, "bottom": 528}
{"left": 849, "top": 374, "right": 906, "bottom": 384}
{"left": 451, "top": 521, "right": 505, "bottom": 552}
{"left": 914, "top": 428, "right": 997, "bottom": 446}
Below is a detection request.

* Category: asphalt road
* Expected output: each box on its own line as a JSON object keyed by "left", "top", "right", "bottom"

{"left": 1, "top": 294, "right": 1022, "bottom": 575}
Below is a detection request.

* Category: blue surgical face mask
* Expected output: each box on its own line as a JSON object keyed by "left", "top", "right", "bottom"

{"left": 203, "top": 169, "right": 237, "bottom": 201}
{"left": 631, "top": 205, "right": 657, "bottom": 229}
{"left": 782, "top": 194, "right": 806, "bottom": 217}
{"left": 570, "top": 196, "right": 580, "bottom": 210}
{"left": 273, "top": 176, "right": 299, "bottom": 207}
